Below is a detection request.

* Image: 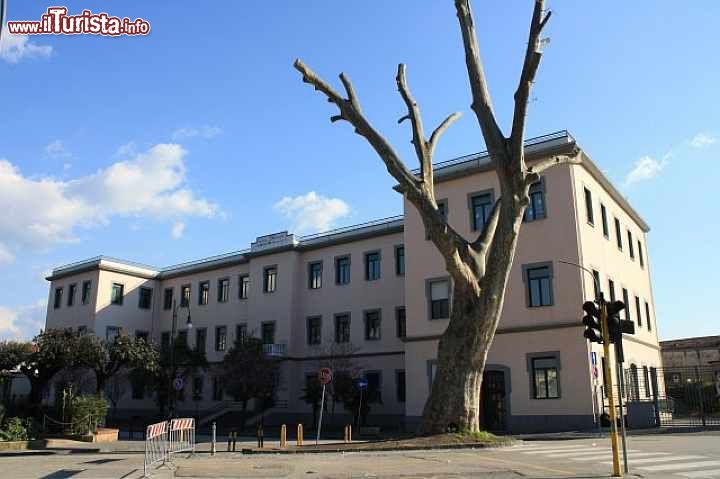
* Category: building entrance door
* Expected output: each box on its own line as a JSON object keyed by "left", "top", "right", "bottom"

{"left": 480, "top": 370, "right": 507, "bottom": 432}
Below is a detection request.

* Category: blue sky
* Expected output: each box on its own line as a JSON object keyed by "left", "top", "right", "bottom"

{"left": 0, "top": 1, "right": 718, "bottom": 341}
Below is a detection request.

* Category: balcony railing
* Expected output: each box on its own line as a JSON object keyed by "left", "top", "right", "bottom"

{"left": 262, "top": 343, "right": 287, "bottom": 357}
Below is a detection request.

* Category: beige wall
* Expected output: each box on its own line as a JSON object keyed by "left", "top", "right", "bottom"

{"left": 46, "top": 270, "right": 100, "bottom": 332}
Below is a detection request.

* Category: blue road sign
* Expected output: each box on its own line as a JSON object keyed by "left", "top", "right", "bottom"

{"left": 356, "top": 378, "right": 368, "bottom": 390}
{"left": 173, "top": 377, "right": 184, "bottom": 391}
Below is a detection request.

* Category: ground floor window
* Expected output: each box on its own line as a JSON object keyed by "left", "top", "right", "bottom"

{"left": 530, "top": 355, "right": 560, "bottom": 399}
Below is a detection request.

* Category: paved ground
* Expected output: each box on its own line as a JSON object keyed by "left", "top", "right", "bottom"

{"left": 2, "top": 432, "right": 719, "bottom": 478}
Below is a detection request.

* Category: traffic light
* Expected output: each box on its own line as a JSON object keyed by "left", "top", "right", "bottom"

{"left": 582, "top": 301, "right": 603, "bottom": 343}
{"left": 606, "top": 300, "right": 634, "bottom": 343}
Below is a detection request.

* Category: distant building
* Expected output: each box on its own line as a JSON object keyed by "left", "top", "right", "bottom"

{"left": 660, "top": 335, "right": 720, "bottom": 385}
{"left": 44, "top": 131, "right": 661, "bottom": 433}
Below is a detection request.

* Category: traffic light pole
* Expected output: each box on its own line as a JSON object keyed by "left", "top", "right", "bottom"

{"left": 601, "top": 301, "right": 622, "bottom": 477}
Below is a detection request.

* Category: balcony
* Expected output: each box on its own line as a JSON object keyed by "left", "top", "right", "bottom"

{"left": 262, "top": 343, "right": 287, "bottom": 357}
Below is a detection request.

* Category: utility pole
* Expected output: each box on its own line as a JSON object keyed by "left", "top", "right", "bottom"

{"left": 600, "top": 297, "right": 622, "bottom": 477}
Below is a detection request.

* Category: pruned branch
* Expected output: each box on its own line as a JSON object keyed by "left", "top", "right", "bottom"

{"left": 428, "top": 112, "right": 462, "bottom": 158}
{"left": 525, "top": 154, "right": 581, "bottom": 185}
{"left": 396, "top": 64, "right": 430, "bottom": 188}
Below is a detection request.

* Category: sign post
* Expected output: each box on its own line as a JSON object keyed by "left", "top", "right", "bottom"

{"left": 356, "top": 378, "right": 368, "bottom": 427}
{"left": 316, "top": 367, "right": 332, "bottom": 445}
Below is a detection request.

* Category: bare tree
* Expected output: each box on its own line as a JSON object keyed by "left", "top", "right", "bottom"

{"left": 294, "top": 0, "right": 578, "bottom": 433}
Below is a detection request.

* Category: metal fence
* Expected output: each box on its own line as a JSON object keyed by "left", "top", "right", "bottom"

{"left": 144, "top": 421, "right": 168, "bottom": 478}
{"left": 168, "top": 418, "right": 195, "bottom": 457}
{"left": 143, "top": 418, "right": 196, "bottom": 477}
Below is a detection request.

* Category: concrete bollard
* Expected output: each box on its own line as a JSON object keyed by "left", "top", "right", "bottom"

{"left": 227, "top": 430, "right": 232, "bottom": 451}
{"left": 257, "top": 423, "right": 264, "bottom": 448}
{"left": 280, "top": 424, "right": 287, "bottom": 448}
{"left": 232, "top": 431, "right": 237, "bottom": 452}
{"left": 344, "top": 424, "right": 352, "bottom": 443}
{"left": 211, "top": 422, "right": 217, "bottom": 456}
{"left": 297, "top": 423, "right": 303, "bottom": 446}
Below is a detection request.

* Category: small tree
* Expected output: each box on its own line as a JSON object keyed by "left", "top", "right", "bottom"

{"left": 222, "top": 337, "right": 279, "bottom": 431}
{"left": 152, "top": 339, "right": 207, "bottom": 417}
{"left": 0, "top": 341, "right": 34, "bottom": 406}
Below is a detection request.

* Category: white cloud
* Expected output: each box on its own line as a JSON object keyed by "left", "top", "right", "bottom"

{"left": 690, "top": 132, "right": 716, "bottom": 149}
{"left": 114, "top": 141, "right": 138, "bottom": 159}
{"left": 0, "top": 300, "right": 46, "bottom": 341}
{"left": 171, "top": 221, "right": 185, "bottom": 239}
{"left": 0, "top": 243, "right": 14, "bottom": 265}
{"left": 624, "top": 155, "right": 669, "bottom": 186}
{"left": 0, "top": 144, "right": 220, "bottom": 260}
{"left": 0, "top": 28, "right": 53, "bottom": 63}
{"left": 44, "top": 140, "right": 70, "bottom": 158}
{"left": 273, "top": 191, "right": 351, "bottom": 234}
{"left": 171, "top": 126, "right": 223, "bottom": 141}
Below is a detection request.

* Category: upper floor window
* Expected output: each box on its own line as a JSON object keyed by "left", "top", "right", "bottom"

{"left": 396, "top": 307, "right": 406, "bottom": 338}
{"left": 236, "top": 323, "right": 248, "bottom": 344}
{"left": 138, "top": 287, "right": 153, "bottom": 309}
{"left": 261, "top": 322, "right": 276, "bottom": 345}
{"left": 600, "top": 203, "right": 609, "bottom": 238}
{"left": 608, "top": 279, "right": 616, "bottom": 302}
{"left": 106, "top": 326, "right": 121, "bottom": 342}
{"left": 525, "top": 264, "right": 553, "bottom": 307}
{"left": 592, "top": 270, "right": 601, "bottom": 301}
{"left": 638, "top": 241, "right": 645, "bottom": 268}
{"left": 307, "top": 316, "right": 322, "bottom": 345}
{"left": 335, "top": 314, "right": 350, "bottom": 343}
{"left": 395, "top": 246, "right": 405, "bottom": 276}
{"left": 81, "top": 281, "right": 92, "bottom": 305}
{"left": 196, "top": 328, "right": 207, "bottom": 353}
{"left": 111, "top": 283, "right": 124, "bottom": 305}
{"left": 531, "top": 355, "right": 560, "bottom": 399}
{"left": 180, "top": 285, "right": 191, "bottom": 307}
{"left": 365, "top": 251, "right": 381, "bottom": 281}
{"left": 645, "top": 301, "right": 652, "bottom": 332}
{"left": 364, "top": 310, "right": 381, "bottom": 341}
{"left": 199, "top": 281, "right": 210, "bottom": 305}
{"left": 215, "top": 326, "right": 227, "bottom": 352}
{"left": 396, "top": 370, "right": 406, "bottom": 403}
{"left": 635, "top": 296, "right": 642, "bottom": 327}
{"left": 428, "top": 279, "right": 450, "bottom": 320}
{"left": 584, "top": 187, "right": 594, "bottom": 225}
{"left": 308, "top": 261, "right": 322, "bottom": 289}
{"left": 470, "top": 192, "right": 494, "bottom": 230}
{"left": 218, "top": 278, "right": 230, "bottom": 303}
{"left": 335, "top": 256, "right": 350, "bottom": 285}
{"left": 263, "top": 266, "right": 277, "bottom": 293}
{"left": 53, "top": 287, "right": 63, "bottom": 309}
{"left": 239, "top": 274, "right": 249, "bottom": 299}
{"left": 524, "top": 182, "right": 546, "bottom": 222}
{"left": 622, "top": 288, "right": 630, "bottom": 321}
{"left": 614, "top": 218, "right": 622, "bottom": 250}
{"left": 67, "top": 284, "right": 77, "bottom": 307}
{"left": 627, "top": 231, "right": 635, "bottom": 259}
{"left": 163, "top": 288, "right": 173, "bottom": 310}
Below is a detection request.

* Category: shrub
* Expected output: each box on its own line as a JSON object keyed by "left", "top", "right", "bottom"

{"left": 68, "top": 395, "right": 108, "bottom": 435}
{"left": 0, "top": 417, "right": 38, "bottom": 441}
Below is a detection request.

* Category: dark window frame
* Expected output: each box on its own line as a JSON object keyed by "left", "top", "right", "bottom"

{"left": 364, "top": 250, "right": 381, "bottom": 281}
{"left": 215, "top": 325, "right": 228, "bottom": 352}
{"left": 638, "top": 240, "right": 645, "bottom": 268}
{"left": 627, "top": 230, "right": 635, "bottom": 259}
{"left": 527, "top": 351, "right": 561, "bottom": 400}
{"left": 364, "top": 309, "right": 382, "bottom": 341}
{"left": 110, "top": 283, "right": 124, "bottom": 306}
{"left": 306, "top": 316, "right": 322, "bottom": 345}
{"left": 614, "top": 217, "right": 623, "bottom": 250}
{"left": 138, "top": 287, "right": 153, "bottom": 310}
{"left": 395, "top": 369, "right": 406, "bottom": 403}
{"left": 524, "top": 180, "right": 547, "bottom": 222}
{"left": 163, "top": 287, "right": 174, "bottom": 310}
{"left": 261, "top": 321, "right": 276, "bottom": 345}
{"left": 180, "top": 284, "right": 191, "bottom": 307}
{"left": 468, "top": 189, "right": 495, "bottom": 231}
{"left": 239, "top": 274, "right": 250, "bottom": 299}
{"left": 53, "top": 286, "right": 63, "bottom": 309}
{"left": 199, "top": 281, "right": 210, "bottom": 306}
{"left": 523, "top": 262, "right": 554, "bottom": 308}
{"left": 584, "top": 187, "right": 594, "bottom": 225}
{"left": 67, "top": 283, "right": 77, "bottom": 307}
{"left": 622, "top": 288, "right": 630, "bottom": 321}
{"left": 592, "top": 270, "right": 601, "bottom": 301}
{"left": 396, "top": 306, "right": 406, "bottom": 338}
{"left": 334, "top": 313, "right": 351, "bottom": 344}
{"left": 308, "top": 261, "right": 323, "bottom": 290}
{"left": 600, "top": 203, "right": 609, "bottom": 238}
{"left": 426, "top": 277, "right": 451, "bottom": 320}
{"left": 81, "top": 280, "right": 92, "bottom": 305}
{"left": 217, "top": 278, "right": 230, "bottom": 303}
{"left": 645, "top": 302, "right": 652, "bottom": 332}
{"left": 394, "top": 245, "right": 405, "bottom": 276}
{"left": 195, "top": 327, "right": 207, "bottom": 353}
{"left": 635, "top": 296, "right": 642, "bottom": 327}
{"left": 335, "top": 255, "right": 351, "bottom": 285}
{"left": 263, "top": 266, "right": 278, "bottom": 293}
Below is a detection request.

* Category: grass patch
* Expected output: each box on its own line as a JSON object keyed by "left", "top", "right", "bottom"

{"left": 449, "top": 430, "right": 500, "bottom": 442}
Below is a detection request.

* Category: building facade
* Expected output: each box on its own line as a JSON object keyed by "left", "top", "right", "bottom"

{"left": 44, "top": 131, "right": 662, "bottom": 433}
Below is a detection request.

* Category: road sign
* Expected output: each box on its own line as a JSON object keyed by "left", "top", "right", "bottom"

{"left": 318, "top": 367, "right": 333, "bottom": 385}
{"left": 173, "top": 377, "right": 184, "bottom": 391}
{"left": 356, "top": 378, "right": 368, "bottom": 390}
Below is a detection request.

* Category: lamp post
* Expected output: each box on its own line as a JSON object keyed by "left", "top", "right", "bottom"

{"left": 168, "top": 298, "right": 192, "bottom": 419}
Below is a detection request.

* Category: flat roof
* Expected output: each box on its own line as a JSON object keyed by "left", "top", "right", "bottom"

{"left": 660, "top": 335, "right": 720, "bottom": 350}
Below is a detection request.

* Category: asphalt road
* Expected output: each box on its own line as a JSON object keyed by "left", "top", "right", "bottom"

{"left": 1, "top": 432, "right": 718, "bottom": 478}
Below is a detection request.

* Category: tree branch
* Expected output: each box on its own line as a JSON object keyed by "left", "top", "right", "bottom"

{"left": 428, "top": 112, "right": 462, "bottom": 158}
{"left": 525, "top": 154, "right": 581, "bottom": 185}
{"left": 396, "top": 64, "right": 431, "bottom": 190}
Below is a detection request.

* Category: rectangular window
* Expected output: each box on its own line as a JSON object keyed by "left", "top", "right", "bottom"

{"left": 396, "top": 307, "right": 406, "bottom": 338}
{"left": 638, "top": 241, "right": 645, "bottom": 268}
{"left": 396, "top": 370, "right": 406, "bottom": 403}
{"left": 635, "top": 296, "right": 642, "bottom": 327}
{"left": 601, "top": 203, "right": 609, "bottom": 237}
{"left": 614, "top": 218, "right": 622, "bottom": 250}
{"left": 215, "top": 326, "right": 227, "bottom": 352}
{"left": 365, "top": 371, "right": 382, "bottom": 402}
{"left": 111, "top": 283, "right": 124, "bottom": 305}
{"left": 308, "top": 262, "right": 322, "bottom": 289}
{"left": 365, "top": 252, "right": 381, "bottom": 281}
{"left": 199, "top": 281, "right": 210, "bottom": 305}
{"left": 645, "top": 302, "right": 652, "bottom": 332}
{"left": 526, "top": 265, "right": 553, "bottom": 307}
{"left": 428, "top": 279, "right": 450, "bottom": 320}
{"left": 180, "top": 285, "right": 191, "bottom": 307}
{"left": 161, "top": 331, "right": 170, "bottom": 351}
{"left": 239, "top": 274, "right": 249, "bottom": 299}
{"left": 212, "top": 377, "right": 223, "bottom": 401}
{"left": 192, "top": 377, "right": 203, "bottom": 401}
{"left": 307, "top": 316, "right": 322, "bottom": 345}
{"left": 135, "top": 330, "right": 149, "bottom": 341}
{"left": 163, "top": 288, "right": 173, "bottom": 310}
{"left": 643, "top": 366, "right": 651, "bottom": 398}
{"left": 532, "top": 356, "right": 560, "bottom": 399}
{"left": 138, "top": 287, "right": 153, "bottom": 309}
{"left": 236, "top": 324, "right": 247, "bottom": 344}
{"left": 335, "top": 256, "right": 350, "bottom": 285}
{"left": 622, "top": 288, "right": 630, "bottom": 321}
{"left": 67, "top": 284, "right": 76, "bottom": 307}
{"left": 364, "top": 310, "right": 381, "bottom": 341}
{"left": 196, "top": 328, "right": 207, "bottom": 353}
{"left": 263, "top": 266, "right": 277, "bottom": 293}
{"left": 261, "top": 322, "right": 275, "bottom": 345}
{"left": 395, "top": 246, "right": 405, "bottom": 276}
{"left": 106, "top": 326, "right": 121, "bottom": 342}
{"left": 53, "top": 287, "right": 63, "bottom": 309}
{"left": 335, "top": 314, "right": 350, "bottom": 343}
{"left": 584, "top": 187, "right": 594, "bottom": 225}
{"left": 177, "top": 330, "right": 188, "bottom": 347}
{"left": 627, "top": 231, "right": 635, "bottom": 259}
{"left": 524, "top": 182, "right": 546, "bottom": 222}
{"left": 608, "top": 279, "right": 616, "bottom": 302}
{"left": 592, "top": 270, "right": 601, "bottom": 300}
{"left": 470, "top": 192, "right": 493, "bottom": 230}
{"left": 218, "top": 278, "right": 229, "bottom": 303}
{"left": 81, "top": 280, "right": 92, "bottom": 305}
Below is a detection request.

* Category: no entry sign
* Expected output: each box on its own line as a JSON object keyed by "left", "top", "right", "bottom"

{"left": 318, "top": 367, "right": 333, "bottom": 385}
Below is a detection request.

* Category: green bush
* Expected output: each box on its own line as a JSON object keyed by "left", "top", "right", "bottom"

{"left": 0, "top": 417, "right": 38, "bottom": 441}
{"left": 68, "top": 395, "right": 108, "bottom": 435}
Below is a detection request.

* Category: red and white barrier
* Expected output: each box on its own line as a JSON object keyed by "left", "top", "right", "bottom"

{"left": 168, "top": 417, "right": 195, "bottom": 457}
{"left": 144, "top": 420, "right": 168, "bottom": 477}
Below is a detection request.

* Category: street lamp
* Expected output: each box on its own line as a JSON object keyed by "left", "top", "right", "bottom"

{"left": 168, "top": 298, "right": 193, "bottom": 419}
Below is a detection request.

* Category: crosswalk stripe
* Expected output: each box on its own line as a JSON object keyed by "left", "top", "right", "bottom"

{"left": 522, "top": 445, "right": 589, "bottom": 454}
{"left": 639, "top": 460, "right": 720, "bottom": 472}
{"left": 571, "top": 451, "right": 668, "bottom": 462}
{"left": 677, "top": 469, "right": 720, "bottom": 478}
{"left": 600, "top": 455, "right": 706, "bottom": 466}
{"left": 546, "top": 449, "right": 627, "bottom": 458}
